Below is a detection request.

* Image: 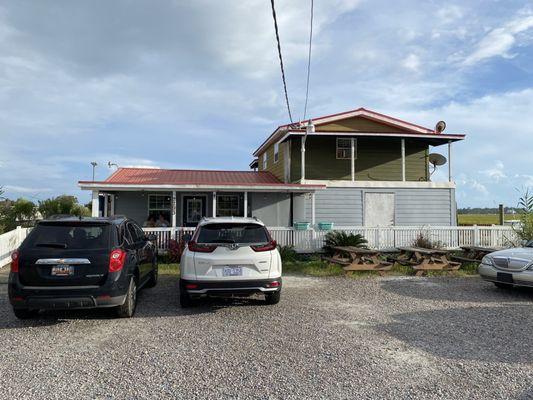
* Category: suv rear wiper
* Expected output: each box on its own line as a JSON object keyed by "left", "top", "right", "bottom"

{"left": 35, "top": 242, "right": 68, "bottom": 249}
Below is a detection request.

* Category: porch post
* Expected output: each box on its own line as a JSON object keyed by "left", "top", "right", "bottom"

{"left": 301, "top": 136, "right": 306, "bottom": 183}
{"left": 401, "top": 138, "right": 406, "bottom": 182}
{"left": 103, "top": 194, "right": 109, "bottom": 217}
{"left": 171, "top": 191, "right": 177, "bottom": 228}
{"left": 311, "top": 192, "right": 316, "bottom": 226}
{"left": 448, "top": 140, "right": 452, "bottom": 182}
{"left": 91, "top": 190, "right": 99, "bottom": 217}
{"left": 212, "top": 192, "right": 217, "bottom": 217}
{"left": 243, "top": 192, "right": 248, "bottom": 217}
{"left": 110, "top": 194, "right": 115, "bottom": 216}
{"left": 351, "top": 138, "right": 355, "bottom": 181}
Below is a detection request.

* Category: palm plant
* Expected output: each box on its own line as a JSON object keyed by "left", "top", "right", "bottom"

{"left": 323, "top": 231, "right": 368, "bottom": 255}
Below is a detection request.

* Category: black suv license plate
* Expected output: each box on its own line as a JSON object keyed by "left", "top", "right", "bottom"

{"left": 497, "top": 272, "right": 513, "bottom": 284}
{"left": 51, "top": 265, "right": 74, "bottom": 277}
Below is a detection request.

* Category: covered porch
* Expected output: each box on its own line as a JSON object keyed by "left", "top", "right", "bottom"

{"left": 79, "top": 167, "right": 325, "bottom": 228}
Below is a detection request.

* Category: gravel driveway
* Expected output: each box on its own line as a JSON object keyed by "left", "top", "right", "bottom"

{"left": 1, "top": 268, "right": 533, "bottom": 400}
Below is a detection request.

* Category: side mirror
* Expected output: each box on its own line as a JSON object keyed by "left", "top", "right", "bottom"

{"left": 145, "top": 234, "right": 157, "bottom": 242}
{"left": 521, "top": 239, "right": 529, "bottom": 247}
{"left": 182, "top": 233, "right": 192, "bottom": 242}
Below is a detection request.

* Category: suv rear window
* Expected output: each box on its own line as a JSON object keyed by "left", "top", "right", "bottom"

{"left": 196, "top": 223, "right": 270, "bottom": 244}
{"left": 25, "top": 223, "right": 111, "bottom": 250}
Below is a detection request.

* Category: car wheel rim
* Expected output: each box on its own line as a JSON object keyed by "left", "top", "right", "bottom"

{"left": 130, "top": 281, "right": 137, "bottom": 311}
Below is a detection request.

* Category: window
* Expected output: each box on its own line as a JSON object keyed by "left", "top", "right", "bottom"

{"left": 217, "top": 194, "right": 240, "bottom": 217}
{"left": 336, "top": 138, "right": 356, "bottom": 159}
{"left": 197, "top": 223, "right": 269, "bottom": 244}
{"left": 186, "top": 198, "right": 203, "bottom": 224}
{"left": 26, "top": 223, "right": 111, "bottom": 250}
{"left": 148, "top": 194, "right": 171, "bottom": 222}
{"left": 274, "top": 142, "right": 279, "bottom": 163}
{"left": 262, "top": 152, "right": 268, "bottom": 169}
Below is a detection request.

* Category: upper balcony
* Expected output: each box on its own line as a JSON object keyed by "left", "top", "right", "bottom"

{"left": 253, "top": 107, "right": 465, "bottom": 188}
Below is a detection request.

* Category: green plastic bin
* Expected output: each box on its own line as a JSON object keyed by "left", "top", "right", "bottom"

{"left": 293, "top": 222, "right": 310, "bottom": 230}
{"left": 317, "top": 222, "right": 334, "bottom": 231}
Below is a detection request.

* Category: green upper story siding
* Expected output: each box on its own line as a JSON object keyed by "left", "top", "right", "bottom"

{"left": 258, "top": 140, "right": 286, "bottom": 181}
{"left": 289, "top": 136, "right": 428, "bottom": 182}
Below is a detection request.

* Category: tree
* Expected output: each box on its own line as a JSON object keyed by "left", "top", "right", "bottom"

{"left": 38, "top": 195, "right": 90, "bottom": 218}
{"left": 0, "top": 198, "right": 37, "bottom": 231}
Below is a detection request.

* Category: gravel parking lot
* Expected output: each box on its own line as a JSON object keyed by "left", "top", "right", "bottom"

{"left": 1, "top": 268, "right": 533, "bottom": 400}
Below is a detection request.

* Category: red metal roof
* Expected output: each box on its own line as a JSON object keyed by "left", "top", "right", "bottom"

{"left": 79, "top": 168, "right": 322, "bottom": 188}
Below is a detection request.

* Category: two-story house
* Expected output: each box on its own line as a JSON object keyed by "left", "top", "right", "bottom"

{"left": 79, "top": 108, "right": 465, "bottom": 228}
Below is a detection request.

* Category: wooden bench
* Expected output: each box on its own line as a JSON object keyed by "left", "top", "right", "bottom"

{"left": 395, "top": 247, "right": 461, "bottom": 276}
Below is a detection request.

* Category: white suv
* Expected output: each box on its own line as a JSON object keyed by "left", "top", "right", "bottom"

{"left": 179, "top": 217, "right": 282, "bottom": 307}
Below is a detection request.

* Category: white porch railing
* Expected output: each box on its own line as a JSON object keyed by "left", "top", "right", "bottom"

{"left": 142, "top": 225, "right": 519, "bottom": 253}
{"left": 0, "top": 227, "right": 31, "bottom": 268}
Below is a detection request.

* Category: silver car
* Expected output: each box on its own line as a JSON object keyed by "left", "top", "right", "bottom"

{"left": 478, "top": 240, "right": 533, "bottom": 289}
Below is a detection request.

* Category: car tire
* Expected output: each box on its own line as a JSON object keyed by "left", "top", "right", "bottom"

{"left": 265, "top": 291, "right": 281, "bottom": 305}
{"left": 13, "top": 308, "right": 39, "bottom": 320}
{"left": 179, "top": 291, "right": 194, "bottom": 308}
{"left": 115, "top": 277, "right": 137, "bottom": 318}
{"left": 494, "top": 282, "right": 513, "bottom": 290}
{"left": 145, "top": 261, "right": 158, "bottom": 288}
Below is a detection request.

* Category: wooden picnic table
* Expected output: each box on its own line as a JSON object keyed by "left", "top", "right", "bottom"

{"left": 393, "top": 246, "right": 460, "bottom": 276}
{"left": 323, "top": 246, "right": 392, "bottom": 276}
{"left": 452, "top": 245, "right": 501, "bottom": 264}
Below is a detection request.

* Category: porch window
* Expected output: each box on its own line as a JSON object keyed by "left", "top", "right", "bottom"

{"left": 217, "top": 194, "right": 240, "bottom": 217}
{"left": 274, "top": 142, "right": 279, "bottom": 163}
{"left": 148, "top": 194, "right": 171, "bottom": 223}
{"left": 336, "top": 138, "right": 356, "bottom": 159}
{"left": 262, "top": 152, "right": 268, "bottom": 169}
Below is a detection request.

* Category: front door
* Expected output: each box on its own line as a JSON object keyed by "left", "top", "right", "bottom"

{"left": 183, "top": 196, "right": 206, "bottom": 227}
{"left": 364, "top": 193, "right": 395, "bottom": 226}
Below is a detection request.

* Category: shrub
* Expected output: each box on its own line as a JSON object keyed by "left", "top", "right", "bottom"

{"left": 166, "top": 239, "right": 185, "bottom": 263}
{"left": 412, "top": 233, "right": 442, "bottom": 249}
{"left": 278, "top": 245, "right": 298, "bottom": 262}
{"left": 323, "top": 231, "right": 368, "bottom": 255}
{"left": 513, "top": 189, "right": 533, "bottom": 243}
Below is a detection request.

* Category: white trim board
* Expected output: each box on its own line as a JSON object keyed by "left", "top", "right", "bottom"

{"left": 300, "top": 180, "right": 456, "bottom": 189}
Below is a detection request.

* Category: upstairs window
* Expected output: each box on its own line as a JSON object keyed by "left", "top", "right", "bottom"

{"left": 274, "top": 142, "right": 279, "bottom": 163}
{"left": 336, "top": 138, "right": 356, "bottom": 159}
{"left": 263, "top": 152, "right": 268, "bottom": 169}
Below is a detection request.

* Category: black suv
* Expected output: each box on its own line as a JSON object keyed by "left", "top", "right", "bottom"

{"left": 9, "top": 216, "right": 157, "bottom": 319}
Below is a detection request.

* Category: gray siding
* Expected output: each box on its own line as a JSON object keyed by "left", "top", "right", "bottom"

{"left": 303, "top": 187, "right": 456, "bottom": 226}
{"left": 113, "top": 191, "right": 172, "bottom": 225}
{"left": 250, "top": 192, "right": 291, "bottom": 227}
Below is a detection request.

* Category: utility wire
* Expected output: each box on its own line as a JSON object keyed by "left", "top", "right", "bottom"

{"left": 302, "top": 0, "right": 314, "bottom": 122}
{"left": 270, "top": 0, "right": 293, "bottom": 124}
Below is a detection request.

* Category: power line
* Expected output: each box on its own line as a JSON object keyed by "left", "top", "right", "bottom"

{"left": 302, "top": 0, "right": 314, "bottom": 122}
{"left": 270, "top": 0, "right": 293, "bottom": 124}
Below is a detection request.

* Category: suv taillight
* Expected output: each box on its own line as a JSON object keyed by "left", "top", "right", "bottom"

{"left": 251, "top": 240, "right": 277, "bottom": 252}
{"left": 188, "top": 241, "right": 217, "bottom": 253}
{"left": 109, "top": 249, "right": 126, "bottom": 272}
{"left": 10, "top": 250, "right": 19, "bottom": 273}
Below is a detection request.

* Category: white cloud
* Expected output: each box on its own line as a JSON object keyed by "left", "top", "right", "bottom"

{"left": 480, "top": 160, "right": 507, "bottom": 182}
{"left": 4, "top": 185, "right": 52, "bottom": 194}
{"left": 401, "top": 53, "right": 421, "bottom": 72}
{"left": 463, "top": 11, "right": 533, "bottom": 66}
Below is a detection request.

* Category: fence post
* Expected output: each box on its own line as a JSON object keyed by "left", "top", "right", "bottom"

{"left": 375, "top": 226, "right": 381, "bottom": 250}
{"left": 473, "top": 225, "right": 480, "bottom": 246}
{"left": 16, "top": 226, "right": 22, "bottom": 246}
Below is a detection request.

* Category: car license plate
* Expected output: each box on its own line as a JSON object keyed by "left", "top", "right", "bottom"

{"left": 223, "top": 266, "right": 242, "bottom": 277}
{"left": 51, "top": 265, "right": 74, "bottom": 277}
{"left": 497, "top": 272, "right": 513, "bottom": 283}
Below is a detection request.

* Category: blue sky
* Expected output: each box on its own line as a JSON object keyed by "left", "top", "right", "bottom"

{"left": 0, "top": 0, "right": 532, "bottom": 208}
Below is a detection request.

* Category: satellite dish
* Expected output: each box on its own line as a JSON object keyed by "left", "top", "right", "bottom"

{"left": 435, "top": 120, "right": 446, "bottom": 133}
{"left": 428, "top": 153, "right": 447, "bottom": 177}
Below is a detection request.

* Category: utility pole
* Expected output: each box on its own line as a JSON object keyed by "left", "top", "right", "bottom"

{"left": 91, "top": 162, "right": 98, "bottom": 181}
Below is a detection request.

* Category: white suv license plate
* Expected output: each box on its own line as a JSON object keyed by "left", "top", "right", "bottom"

{"left": 223, "top": 266, "right": 243, "bottom": 277}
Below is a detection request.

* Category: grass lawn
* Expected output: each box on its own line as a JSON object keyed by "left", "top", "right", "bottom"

{"left": 157, "top": 260, "right": 479, "bottom": 279}
{"left": 458, "top": 213, "right": 511, "bottom": 225}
